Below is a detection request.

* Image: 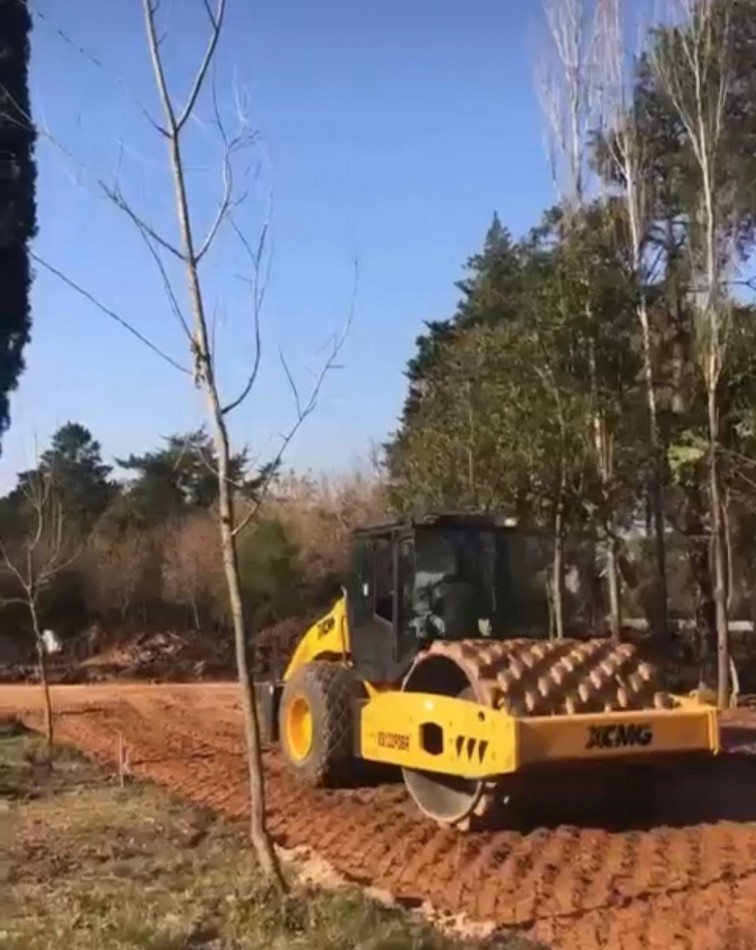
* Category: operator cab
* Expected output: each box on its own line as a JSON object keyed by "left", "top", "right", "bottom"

{"left": 346, "top": 513, "right": 561, "bottom": 683}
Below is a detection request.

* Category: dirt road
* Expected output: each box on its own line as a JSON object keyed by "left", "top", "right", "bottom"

{"left": 3, "top": 682, "right": 756, "bottom": 950}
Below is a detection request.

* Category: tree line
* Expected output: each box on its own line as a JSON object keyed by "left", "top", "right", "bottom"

{"left": 0, "top": 421, "right": 385, "bottom": 650}
{"left": 385, "top": 0, "right": 756, "bottom": 699}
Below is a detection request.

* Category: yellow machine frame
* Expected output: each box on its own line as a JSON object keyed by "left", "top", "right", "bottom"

{"left": 279, "top": 596, "right": 720, "bottom": 781}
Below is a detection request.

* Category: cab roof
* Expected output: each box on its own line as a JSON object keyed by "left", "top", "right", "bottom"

{"left": 350, "top": 511, "right": 519, "bottom": 539}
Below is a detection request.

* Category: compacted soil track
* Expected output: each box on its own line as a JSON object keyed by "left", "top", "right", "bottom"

{"left": 3, "top": 682, "right": 756, "bottom": 950}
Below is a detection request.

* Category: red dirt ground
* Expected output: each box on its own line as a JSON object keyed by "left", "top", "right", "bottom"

{"left": 3, "top": 682, "right": 756, "bottom": 950}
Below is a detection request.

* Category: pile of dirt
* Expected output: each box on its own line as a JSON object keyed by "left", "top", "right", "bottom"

{"left": 0, "top": 613, "right": 321, "bottom": 686}
{"left": 253, "top": 613, "right": 322, "bottom": 678}
{"left": 77, "top": 628, "right": 234, "bottom": 683}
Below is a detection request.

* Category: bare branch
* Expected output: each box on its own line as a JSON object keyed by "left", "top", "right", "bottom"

{"left": 0, "top": 596, "right": 32, "bottom": 609}
{"left": 231, "top": 256, "right": 359, "bottom": 538}
{"left": 142, "top": 0, "right": 179, "bottom": 132}
{"left": 0, "top": 538, "right": 30, "bottom": 598}
{"left": 29, "top": 4, "right": 168, "bottom": 137}
{"left": 132, "top": 222, "right": 194, "bottom": 341}
{"left": 120, "top": 0, "right": 354, "bottom": 882}
{"left": 279, "top": 350, "right": 303, "bottom": 421}
{"left": 31, "top": 253, "right": 191, "bottom": 375}
{"left": 138, "top": 0, "right": 290, "bottom": 884}
{"left": 649, "top": 0, "right": 733, "bottom": 364}
{"left": 195, "top": 68, "right": 261, "bottom": 264}
{"left": 175, "top": 0, "right": 227, "bottom": 132}
{"left": 0, "top": 66, "right": 181, "bottom": 264}
{"left": 537, "top": 0, "right": 603, "bottom": 210}
{"left": 100, "top": 179, "right": 185, "bottom": 261}
{"left": 219, "top": 209, "right": 272, "bottom": 415}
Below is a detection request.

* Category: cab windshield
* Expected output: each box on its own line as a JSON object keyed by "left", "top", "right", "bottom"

{"left": 411, "top": 525, "right": 595, "bottom": 641}
{"left": 412, "top": 526, "right": 568, "bottom": 640}
{"left": 411, "top": 525, "right": 497, "bottom": 640}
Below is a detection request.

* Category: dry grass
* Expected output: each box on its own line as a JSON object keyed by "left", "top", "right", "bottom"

{"left": 0, "top": 723, "right": 543, "bottom": 950}
{"left": 264, "top": 469, "right": 389, "bottom": 586}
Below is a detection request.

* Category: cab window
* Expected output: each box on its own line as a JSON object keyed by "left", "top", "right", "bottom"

{"left": 373, "top": 536, "right": 393, "bottom": 622}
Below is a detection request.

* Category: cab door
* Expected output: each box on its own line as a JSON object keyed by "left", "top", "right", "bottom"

{"left": 346, "top": 531, "right": 402, "bottom": 682}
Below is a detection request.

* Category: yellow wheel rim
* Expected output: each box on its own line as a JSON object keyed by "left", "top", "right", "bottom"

{"left": 286, "top": 695, "right": 313, "bottom": 761}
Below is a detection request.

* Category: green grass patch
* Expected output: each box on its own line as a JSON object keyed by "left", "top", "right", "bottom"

{"left": 0, "top": 728, "right": 546, "bottom": 949}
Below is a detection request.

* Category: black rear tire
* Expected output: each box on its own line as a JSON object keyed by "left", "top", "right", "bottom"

{"left": 279, "top": 661, "right": 356, "bottom": 787}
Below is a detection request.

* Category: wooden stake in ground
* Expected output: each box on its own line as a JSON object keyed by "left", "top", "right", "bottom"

{"left": 117, "top": 732, "right": 130, "bottom": 786}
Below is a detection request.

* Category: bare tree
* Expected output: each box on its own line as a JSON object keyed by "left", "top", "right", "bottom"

{"left": 37, "top": 0, "right": 353, "bottom": 886}
{"left": 650, "top": 0, "right": 734, "bottom": 705}
{"left": 536, "top": 0, "right": 602, "bottom": 212}
{"left": 163, "top": 510, "right": 223, "bottom": 629}
{"left": 85, "top": 527, "right": 154, "bottom": 625}
{"left": 595, "top": 0, "right": 670, "bottom": 641}
{"left": 14, "top": 0, "right": 353, "bottom": 881}
{"left": 536, "top": 0, "right": 625, "bottom": 640}
{"left": 267, "top": 468, "right": 388, "bottom": 592}
{"left": 0, "top": 470, "right": 80, "bottom": 753}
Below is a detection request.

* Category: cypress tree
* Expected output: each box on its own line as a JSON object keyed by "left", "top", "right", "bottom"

{"left": 0, "top": 0, "right": 36, "bottom": 446}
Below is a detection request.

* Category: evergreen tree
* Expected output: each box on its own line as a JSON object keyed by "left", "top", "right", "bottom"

{"left": 0, "top": 0, "right": 37, "bottom": 447}
{"left": 116, "top": 429, "right": 277, "bottom": 527}
{"left": 399, "top": 213, "right": 526, "bottom": 424}
{"left": 11, "top": 423, "right": 117, "bottom": 534}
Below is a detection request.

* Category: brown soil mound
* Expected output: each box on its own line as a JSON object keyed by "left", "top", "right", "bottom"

{"left": 0, "top": 613, "right": 319, "bottom": 685}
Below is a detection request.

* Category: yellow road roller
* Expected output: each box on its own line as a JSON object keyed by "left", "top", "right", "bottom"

{"left": 255, "top": 513, "right": 720, "bottom": 827}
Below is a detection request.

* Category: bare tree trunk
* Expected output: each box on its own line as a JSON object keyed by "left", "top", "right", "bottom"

{"left": 723, "top": 487, "right": 734, "bottom": 613}
{"left": 640, "top": 305, "right": 669, "bottom": 642}
{"left": 534, "top": 357, "right": 570, "bottom": 641}
{"left": 466, "top": 380, "right": 475, "bottom": 503}
{"left": 606, "top": 534, "right": 621, "bottom": 641}
{"left": 683, "top": 484, "right": 716, "bottom": 688}
{"left": 553, "top": 493, "right": 565, "bottom": 639}
{"left": 209, "top": 392, "right": 284, "bottom": 886}
{"left": 591, "top": 398, "right": 621, "bottom": 639}
{"left": 31, "top": 610, "right": 53, "bottom": 753}
{"left": 708, "top": 383, "right": 729, "bottom": 708}
{"left": 179, "top": 162, "right": 284, "bottom": 890}
{"left": 617, "top": 113, "right": 669, "bottom": 642}
{"left": 596, "top": 0, "right": 669, "bottom": 642}
{"left": 545, "top": 573, "right": 556, "bottom": 639}
{"left": 140, "top": 0, "right": 285, "bottom": 886}
{"left": 649, "top": 0, "right": 733, "bottom": 706}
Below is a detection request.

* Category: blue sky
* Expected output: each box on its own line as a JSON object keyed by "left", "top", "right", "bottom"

{"left": 2, "top": 0, "right": 559, "bottom": 490}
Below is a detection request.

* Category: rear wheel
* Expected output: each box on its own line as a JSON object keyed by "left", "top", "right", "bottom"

{"left": 279, "top": 661, "right": 356, "bottom": 786}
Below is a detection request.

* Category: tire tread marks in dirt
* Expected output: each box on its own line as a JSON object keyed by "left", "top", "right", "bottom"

{"left": 10, "top": 682, "right": 756, "bottom": 950}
